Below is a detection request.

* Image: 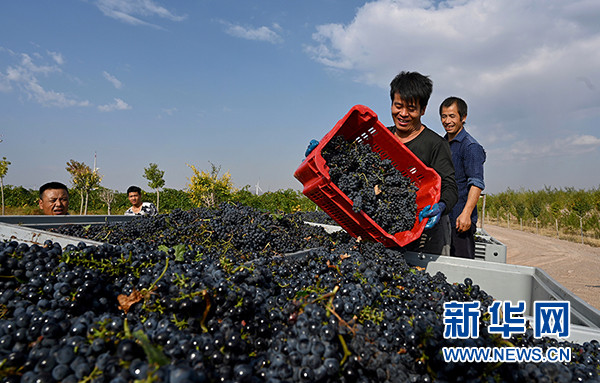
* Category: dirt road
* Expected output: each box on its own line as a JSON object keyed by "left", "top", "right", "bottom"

{"left": 483, "top": 224, "right": 600, "bottom": 311}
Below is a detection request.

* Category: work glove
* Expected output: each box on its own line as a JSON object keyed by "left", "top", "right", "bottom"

{"left": 305, "top": 139, "right": 319, "bottom": 157}
{"left": 419, "top": 201, "right": 446, "bottom": 229}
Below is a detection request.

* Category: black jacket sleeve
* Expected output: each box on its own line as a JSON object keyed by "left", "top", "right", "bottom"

{"left": 430, "top": 139, "right": 458, "bottom": 215}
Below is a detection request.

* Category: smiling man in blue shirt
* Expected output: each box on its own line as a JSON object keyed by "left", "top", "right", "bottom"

{"left": 440, "top": 97, "right": 486, "bottom": 259}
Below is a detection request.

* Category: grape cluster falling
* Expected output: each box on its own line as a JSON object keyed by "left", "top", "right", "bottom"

{"left": 322, "top": 135, "right": 419, "bottom": 235}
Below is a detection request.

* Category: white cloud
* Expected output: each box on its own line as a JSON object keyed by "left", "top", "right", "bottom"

{"left": 0, "top": 77, "right": 11, "bottom": 93}
{"left": 102, "top": 71, "right": 122, "bottom": 89}
{"left": 0, "top": 51, "right": 89, "bottom": 108}
{"left": 222, "top": 22, "right": 283, "bottom": 44}
{"left": 94, "top": 0, "right": 186, "bottom": 27}
{"left": 307, "top": 0, "right": 600, "bottom": 88}
{"left": 306, "top": 0, "right": 600, "bottom": 163}
{"left": 48, "top": 51, "right": 65, "bottom": 65}
{"left": 98, "top": 98, "right": 131, "bottom": 112}
{"left": 568, "top": 134, "right": 600, "bottom": 148}
{"left": 497, "top": 134, "right": 600, "bottom": 161}
{"left": 19, "top": 53, "right": 60, "bottom": 75}
{"left": 157, "top": 107, "right": 177, "bottom": 119}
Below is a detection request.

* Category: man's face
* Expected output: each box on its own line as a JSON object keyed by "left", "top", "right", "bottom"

{"left": 391, "top": 94, "right": 425, "bottom": 135}
{"left": 441, "top": 102, "right": 465, "bottom": 137}
{"left": 39, "top": 189, "right": 69, "bottom": 215}
{"left": 128, "top": 192, "right": 141, "bottom": 207}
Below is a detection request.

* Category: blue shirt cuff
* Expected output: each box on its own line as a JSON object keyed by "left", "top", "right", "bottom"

{"left": 467, "top": 177, "right": 485, "bottom": 190}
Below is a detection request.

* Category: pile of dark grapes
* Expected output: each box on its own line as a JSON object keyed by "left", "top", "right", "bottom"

{"left": 322, "top": 135, "right": 418, "bottom": 235}
{"left": 1, "top": 204, "right": 599, "bottom": 382}
{"left": 50, "top": 202, "right": 350, "bottom": 257}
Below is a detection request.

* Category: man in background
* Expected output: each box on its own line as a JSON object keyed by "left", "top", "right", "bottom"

{"left": 440, "top": 96, "right": 486, "bottom": 258}
{"left": 125, "top": 185, "right": 157, "bottom": 216}
{"left": 39, "top": 182, "right": 70, "bottom": 215}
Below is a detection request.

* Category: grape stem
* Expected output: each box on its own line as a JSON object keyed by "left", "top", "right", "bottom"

{"left": 147, "top": 258, "right": 169, "bottom": 292}
{"left": 337, "top": 334, "right": 352, "bottom": 366}
{"left": 200, "top": 290, "right": 211, "bottom": 332}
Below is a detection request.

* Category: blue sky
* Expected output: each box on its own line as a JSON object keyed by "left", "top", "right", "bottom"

{"left": 1, "top": 0, "right": 600, "bottom": 196}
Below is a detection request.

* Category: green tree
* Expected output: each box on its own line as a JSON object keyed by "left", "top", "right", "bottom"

{"left": 592, "top": 188, "right": 600, "bottom": 212}
{"left": 260, "top": 189, "right": 311, "bottom": 213}
{"left": 570, "top": 190, "right": 592, "bottom": 244}
{"left": 4, "top": 186, "right": 37, "bottom": 208}
{"left": 0, "top": 157, "right": 10, "bottom": 215}
{"left": 230, "top": 187, "right": 317, "bottom": 213}
{"left": 496, "top": 191, "right": 513, "bottom": 228}
{"left": 231, "top": 186, "right": 261, "bottom": 209}
{"left": 549, "top": 200, "right": 562, "bottom": 239}
{"left": 66, "top": 159, "right": 102, "bottom": 215}
{"left": 144, "top": 163, "right": 165, "bottom": 212}
{"left": 159, "top": 188, "right": 194, "bottom": 212}
{"left": 527, "top": 193, "right": 543, "bottom": 234}
{"left": 66, "top": 160, "right": 86, "bottom": 214}
{"left": 513, "top": 198, "right": 526, "bottom": 230}
{"left": 99, "top": 187, "right": 116, "bottom": 215}
{"left": 187, "top": 162, "right": 234, "bottom": 207}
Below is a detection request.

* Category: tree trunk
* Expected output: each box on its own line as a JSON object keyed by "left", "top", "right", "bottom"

{"left": 156, "top": 189, "right": 160, "bottom": 213}
{"left": 84, "top": 191, "right": 89, "bottom": 215}
{"left": 580, "top": 216, "right": 584, "bottom": 245}
{"left": 481, "top": 194, "right": 486, "bottom": 229}
{"left": 555, "top": 219, "right": 559, "bottom": 239}
{"left": 507, "top": 213, "right": 511, "bottom": 229}
{"left": 1, "top": 178, "right": 4, "bottom": 215}
{"left": 520, "top": 218, "right": 523, "bottom": 231}
{"left": 535, "top": 218, "right": 539, "bottom": 235}
{"left": 80, "top": 192, "right": 84, "bottom": 215}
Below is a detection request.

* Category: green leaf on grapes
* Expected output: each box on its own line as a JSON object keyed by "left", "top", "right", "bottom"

{"left": 133, "top": 329, "right": 170, "bottom": 366}
{"left": 174, "top": 244, "right": 187, "bottom": 262}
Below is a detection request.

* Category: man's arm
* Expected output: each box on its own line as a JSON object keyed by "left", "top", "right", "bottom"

{"left": 457, "top": 141, "right": 486, "bottom": 232}
{"left": 456, "top": 186, "right": 482, "bottom": 232}
{"left": 433, "top": 139, "right": 458, "bottom": 214}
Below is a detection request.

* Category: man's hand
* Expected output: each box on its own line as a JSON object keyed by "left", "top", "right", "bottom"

{"left": 305, "top": 139, "right": 319, "bottom": 157}
{"left": 456, "top": 212, "right": 472, "bottom": 233}
{"left": 456, "top": 185, "right": 483, "bottom": 232}
{"left": 419, "top": 201, "right": 446, "bottom": 229}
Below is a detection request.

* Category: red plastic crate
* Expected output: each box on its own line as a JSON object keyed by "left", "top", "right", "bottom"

{"left": 294, "top": 105, "right": 441, "bottom": 247}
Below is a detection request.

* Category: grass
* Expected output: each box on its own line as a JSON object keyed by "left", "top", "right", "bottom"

{"left": 482, "top": 217, "right": 600, "bottom": 248}
{"left": 2, "top": 206, "right": 45, "bottom": 215}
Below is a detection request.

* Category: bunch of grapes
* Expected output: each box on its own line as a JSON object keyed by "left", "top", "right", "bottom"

{"left": 0, "top": 205, "right": 598, "bottom": 382}
{"left": 322, "top": 135, "right": 418, "bottom": 235}
{"left": 50, "top": 203, "right": 350, "bottom": 258}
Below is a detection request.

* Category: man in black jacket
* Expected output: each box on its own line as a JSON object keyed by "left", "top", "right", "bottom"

{"left": 388, "top": 71, "right": 458, "bottom": 255}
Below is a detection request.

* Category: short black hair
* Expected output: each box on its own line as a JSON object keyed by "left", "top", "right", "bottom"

{"left": 389, "top": 71, "right": 433, "bottom": 109}
{"left": 39, "top": 182, "right": 69, "bottom": 199}
{"left": 127, "top": 185, "right": 142, "bottom": 195}
{"left": 440, "top": 96, "right": 468, "bottom": 120}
